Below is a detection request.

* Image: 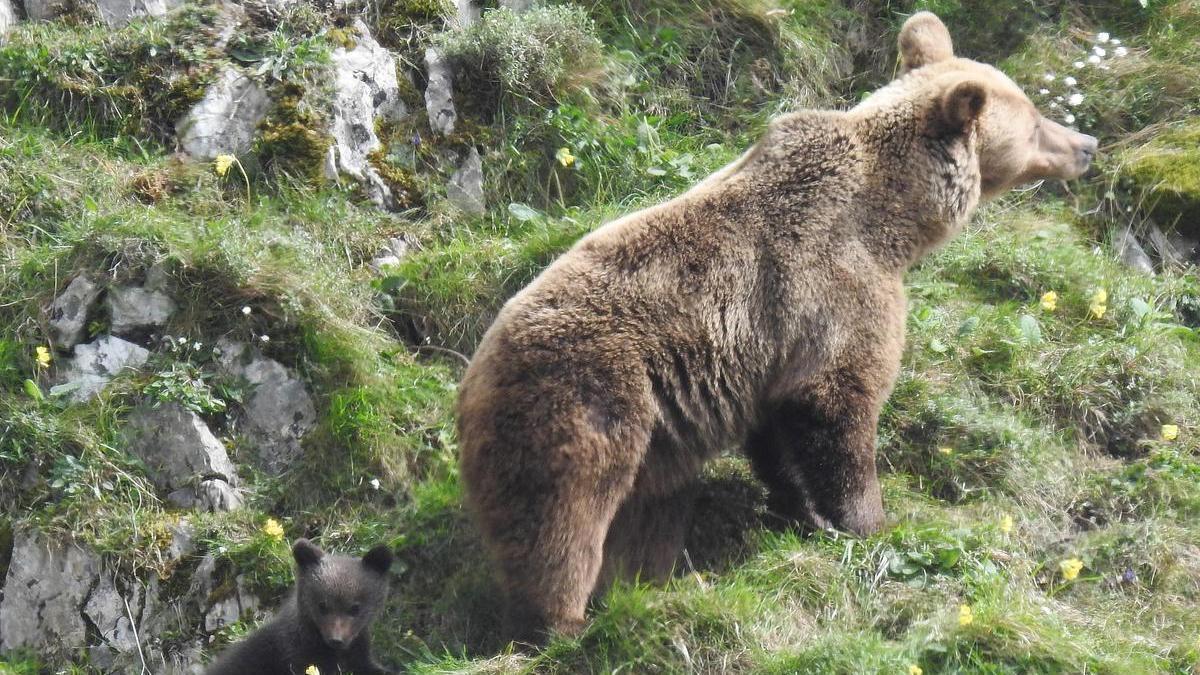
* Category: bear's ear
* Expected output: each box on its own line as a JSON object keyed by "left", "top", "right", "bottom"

{"left": 292, "top": 538, "right": 324, "bottom": 570}
{"left": 361, "top": 544, "right": 394, "bottom": 575}
{"left": 898, "top": 11, "right": 955, "bottom": 74}
{"left": 935, "top": 79, "right": 988, "bottom": 135}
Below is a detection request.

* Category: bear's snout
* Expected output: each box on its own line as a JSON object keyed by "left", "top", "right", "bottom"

{"left": 1077, "top": 133, "right": 1099, "bottom": 171}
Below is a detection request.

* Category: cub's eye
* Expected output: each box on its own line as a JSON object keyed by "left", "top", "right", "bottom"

{"left": 349, "top": 603, "right": 362, "bottom": 616}
{"left": 318, "top": 601, "right": 329, "bottom": 613}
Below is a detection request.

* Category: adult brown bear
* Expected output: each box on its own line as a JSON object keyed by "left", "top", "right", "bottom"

{"left": 457, "top": 11, "right": 1097, "bottom": 641}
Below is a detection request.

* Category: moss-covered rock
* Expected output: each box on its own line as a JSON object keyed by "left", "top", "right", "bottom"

{"left": 255, "top": 82, "right": 334, "bottom": 183}
{"left": 1121, "top": 122, "right": 1200, "bottom": 235}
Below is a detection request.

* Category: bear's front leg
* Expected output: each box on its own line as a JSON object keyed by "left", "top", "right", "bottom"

{"left": 746, "top": 361, "right": 896, "bottom": 537}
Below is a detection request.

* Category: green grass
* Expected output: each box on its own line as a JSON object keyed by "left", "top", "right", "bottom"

{"left": 3, "top": 0, "right": 1200, "bottom": 672}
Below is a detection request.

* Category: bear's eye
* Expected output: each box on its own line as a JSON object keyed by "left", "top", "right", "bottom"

{"left": 348, "top": 603, "right": 362, "bottom": 616}
{"left": 318, "top": 601, "right": 329, "bottom": 614}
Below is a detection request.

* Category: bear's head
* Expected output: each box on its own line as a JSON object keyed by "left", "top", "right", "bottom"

{"left": 292, "top": 538, "right": 393, "bottom": 651}
{"left": 895, "top": 11, "right": 1098, "bottom": 199}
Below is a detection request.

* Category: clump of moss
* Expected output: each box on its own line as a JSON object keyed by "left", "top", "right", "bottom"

{"left": 434, "top": 6, "right": 604, "bottom": 120}
{"left": 367, "top": 148, "right": 424, "bottom": 210}
{"left": 1121, "top": 122, "right": 1200, "bottom": 235}
{"left": 255, "top": 83, "right": 334, "bottom": 184}
{"left": 0, "top": 5, "right": 221, "bottom": 141}
{"left": 372, "top": 0, "right": 452, "bottom": 56}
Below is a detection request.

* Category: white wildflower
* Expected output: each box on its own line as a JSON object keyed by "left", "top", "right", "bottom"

{"left": 1039, "top": 88, "right": 1050, "bottom": 95}
{"left": 1074, "top": 60, "right": 1085, "bottom": 69}
{"left": 370, "top": 478, "right": 381, "bottom": 490}
{"left": 1064, "top": 113, "right": 1076, "bottom": 124}
{"left": 1044, "top": 73, "right": 1056, "bottom": 82}
{"left": 1093, "top": 46, "right": 1107, "bottom": 57}
{"left": 1063, "top": 76, "right": 1077, "bottom": 87}
{"left": 1088, "top": 54, "right": 1102, "bottom": 64}
{"left": 1111, "top": 38, "right": 1122, "bottom": 45}
{"left": 1097, "top": 32, "right": 1110, "bottom": 43}
{"left": 1115, "top": 46, "right": 1128, "bottom": 57}
{"left": 1068, "top": 93, "right": 1085, "bottom": 106}
{"left": 1049, "top": 102, "right": 1059, "bottom": 109}
{"left": 242, "top": 306, "right": 252, "bottom": 315}
{"left": 260, "top": 335, "right": 270, "bottom": 343}
{"left": 1055, "top": 95, "right": 1064, "bottom": 102}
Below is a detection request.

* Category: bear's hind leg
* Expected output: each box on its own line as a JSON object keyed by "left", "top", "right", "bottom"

{"left": 746, "top": 367, "right": 889, "bottom": 536}
{"left": 596, "top": 480, "right": 699, "bottom": 591}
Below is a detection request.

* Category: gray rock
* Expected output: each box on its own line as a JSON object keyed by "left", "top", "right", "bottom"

{"left": 1147, "top": 219, "right": 1198, "bottom": 267}
{"left": 499, "top": 0, "right": 531, "bottom": 10}
{"left": 56, "top": 335, "right": 150, "bottom": 402}
{"left": 21, "top": 0, "right": 59, "bottom": 20}
{"left": 424, "top": 47, "right": 456, "bottom": 136}
{"left": 107, "top": 285, "right": 176, "bottom": 335}
{"left": 1116, "top": 226, "right": 1155, "bottom": 275}
{"left": 369, "top": 235, "right": 414, "bottom": 272}
{"left": 167, "top": 519, "right": 197, "bottom": 561}
{"left": 216, "top": 339, "right": 316, "bottom": 474}
{"left": 47, "top": 275, "right": 102, "bottom": 349}
{"left": 0, "top": 0, "right": 16, "bottom": 38}
{"left": 192, "top": 556, "right": 260, "bottom": 633}
{"left": 324, "top": 20, "right": 408, "bottom": 210}
{"left": 177, "top": 68, "right": 271, "bottom": 160}
{"left": 447, "top": 147, "right": 485, "bottom": 215}
{"left": 124, "top": 403, "right": 242, "bottom": 511}
{"left": 0, "top": 530, "right": 99, "bottom": 653}
{"left": 92, "top": 0, "right": 181, "bottom": 26}
{"left": 452, "top": 0, "right": 479, "bottom": 27}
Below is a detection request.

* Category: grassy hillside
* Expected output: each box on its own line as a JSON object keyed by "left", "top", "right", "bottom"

{"left": 2, "top": 0, "right": 1199, "bottom": 673}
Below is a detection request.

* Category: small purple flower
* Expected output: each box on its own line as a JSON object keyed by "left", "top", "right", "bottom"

{"left": 411, "top": 133, "right": 422, "bottom": 148}
{"left": 1121, "top": 567, "right": 1137, "bottom": 584}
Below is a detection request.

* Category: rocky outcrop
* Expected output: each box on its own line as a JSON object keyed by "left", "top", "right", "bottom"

{"left": 107, "top": 285, "right": 176, "bottom": 335}
{"left": 47, "top": 275, "right": 102, "bottom": 349}
{"left": 324, "top": 20, "right": 408, "bottom": 210}
{"left": 177, "top": 68, "right": 271, "bottom": 160}
{"left": 55, "top": 335, "right": 150, "bottom": 402}
{"left": 447, "top": 146, "right": 485, "bottom": 215}
{"left": 424, "top": 47, "right": 457, "bottom": 136}
{"left": 369, "top": 235, "right": 414, "bottom": 272}
{"left": 216, "top": 339, "right": 316, "bottom": 474}
{"left": 1116, "top": 226, "right": 1155, "bottom": 275}
{"left": 124, "top": 403, "right": 243, "bottom": 512}
{"left": 0, "top": 0, "right": 16, "bottom": 38}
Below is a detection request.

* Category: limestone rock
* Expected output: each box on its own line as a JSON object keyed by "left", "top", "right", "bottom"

{"left": 0, "top": 0, "right": 16, "bottom": 38}
{"left": 56, "top": 335, "right": 150, "bottom": 402}
{"left": 216, "top": 339, "right": 316, "bottom": 474}
{"left": 452, "top": 0, "right": 479, "bottom": 27}
{"left": 447, "top": 147, "right": 485, "bottom": 215}
{"left": 0, "top": 530, "right": 100, "bottom": 654}
{"left": 47, "top": 275, "right": 102, "bottom": 349}
{"left": 124, "top": 403, "right": 242, "bottom": 511}
{"left": 369, "top": 235, "right": 414, "bottom": 272}
{"left": 107, "top": 284, "right": 176, "bottom": 335}
{"left": 1116, "top": 226, "right": 1155, "bottom": 275}
{"left": 192, "top": 555, "right": 260, "bottom": 632}
{"left": 177, "top": 68, "right": 271, "bottom": 160}
{"left": 21, "top": 0, "right": 59, "bottom": 20}
{"left": 499, "top": 0, "right": 531, "bottom": 10}
{"left": 325, "top": 20, "right": 408, "bottom": 210}
{"left": 424, "top": 47, "right": 456, "bottom": 136}
{"left": 93, "top": 0, "right": 182, "bottom": 27}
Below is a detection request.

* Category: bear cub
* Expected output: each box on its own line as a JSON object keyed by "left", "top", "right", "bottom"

{"left": 205, "top": 538, "right": 394, "bottom": 675}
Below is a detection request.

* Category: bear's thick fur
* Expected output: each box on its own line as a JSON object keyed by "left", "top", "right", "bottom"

{"left": 205, "top": 539, "right": 394, "bottom": 675}
{"left": 457, "top": 11, "right": 1097, "bottom": 641}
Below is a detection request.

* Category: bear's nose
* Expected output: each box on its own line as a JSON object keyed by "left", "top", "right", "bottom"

{"left": 1079, "top": 134, "right": 1099, "bottom": 162}
{"left": 326, "top": 636, "right": 345, "bottom": 650}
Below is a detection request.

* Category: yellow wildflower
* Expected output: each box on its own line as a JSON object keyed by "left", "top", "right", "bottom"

{"left": 937, "top": 446, "right": 953, "bottom": 455}
{"left": 305, "top": 667, "right": 320, "bottom": 675}
{"left": 555, "top": 147, "right": 576, "bottom": 168}
{"left": 1040, "top": 291, "right": 1058, "bottom": 312}
{"left": 214, "top": 154, "right": 236, "bottom": 177}
{"left": 263, "top": 518, "right": 285, "bottom": 541}
{"left": 1060, "top": 557, "right": 1083, "bottom": 581}
{"left": 908, "top": 666, "right": 923, "bottom": 675}
{"left": 1000, "top": 514, "right": 1013, "bottom": 534}
{"left": 35, "top": 346, "right": 52, "bottom": 368}
{"left": 958, "top": 604, "right": 974, "bottom": 626}
{"left": 1161, "top": 424, "right": 1179, "bottom": 441}
{"left": 1088, "top": 288, "right": 1107, "bottom": 319}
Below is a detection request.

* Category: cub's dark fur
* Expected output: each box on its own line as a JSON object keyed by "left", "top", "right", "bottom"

{"left": 205, "top": 539, "right": 394, "bottom": 675}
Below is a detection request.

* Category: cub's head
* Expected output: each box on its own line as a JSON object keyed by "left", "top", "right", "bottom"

{"left": 896, "top": 11, "right": 1098, "bottom": 199}
{"left": 293, "top": 538, "right": 393, "bottom": 651}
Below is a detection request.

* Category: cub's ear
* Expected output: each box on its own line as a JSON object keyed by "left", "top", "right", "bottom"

{"left": 292, "top": 538, "right": 324, "bottom": 569}
{"left": 935, "top": 80, "right": 988, "bottom": 135}
{"left": 362, "top": 544, "right": 394, "bottom": 575}
{"left": 899, "top": 11, "right": 955, "bottom": 74}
